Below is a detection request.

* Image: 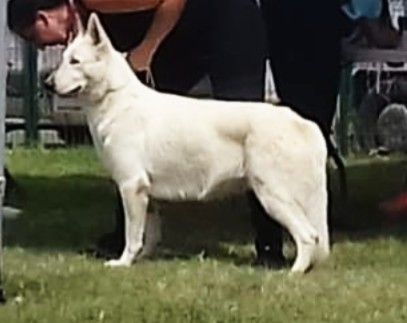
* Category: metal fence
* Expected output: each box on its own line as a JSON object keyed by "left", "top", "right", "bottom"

{"left": 338, "top": 62, "right": 407, "bottom": 156}
{"left": 6, "top": 31, "right": 91, "bottom": 147}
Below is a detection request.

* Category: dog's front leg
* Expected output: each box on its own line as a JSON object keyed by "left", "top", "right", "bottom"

{"left": 104, "top": 183, "right": 148, "bottom": 267}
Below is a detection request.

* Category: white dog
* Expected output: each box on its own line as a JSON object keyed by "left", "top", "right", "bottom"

{"left": 46, "top": 14, "right": 329, "bottom": 273}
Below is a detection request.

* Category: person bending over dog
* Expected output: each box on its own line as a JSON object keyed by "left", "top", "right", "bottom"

{"left": 7, "top": 0, "right": 285, "bottom": 267}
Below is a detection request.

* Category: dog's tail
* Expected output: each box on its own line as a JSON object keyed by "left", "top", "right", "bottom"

{"left": 327, "top": 137, "right": 347, "bottom": 200}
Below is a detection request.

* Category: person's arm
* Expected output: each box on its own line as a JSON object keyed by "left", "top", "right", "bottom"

{"left": 83, "top": 0, "right": 163, "bottom": 13}
{"left": 138, "top": 0, "right": 187, "bottom": 56}
{"left": 83, "top": 0, "right": 187, "bottom": 71}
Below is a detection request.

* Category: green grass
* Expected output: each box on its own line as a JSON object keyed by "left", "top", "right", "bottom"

{"left": 0, "top": 148, "right": 407, "bottom": 323}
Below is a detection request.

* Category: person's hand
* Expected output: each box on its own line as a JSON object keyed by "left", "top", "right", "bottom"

{"left": 127, "top": 43, "right": 157, "bottom": 72}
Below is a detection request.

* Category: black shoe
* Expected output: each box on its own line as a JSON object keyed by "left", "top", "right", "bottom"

{"left": 253, "top": 240, "right": 287, "bottom": 269}
{"left": 83, "top": 231, "right": 124, "bottom": 259}
{"left": 0, "top": 288, "right": 6, "bottom": 304}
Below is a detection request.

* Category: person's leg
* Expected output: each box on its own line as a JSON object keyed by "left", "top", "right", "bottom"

{"left": 209, "top": 0, "right": 266, "bottom": 101}
{"left": 209, "top": 0, "right": 284, "bottom": 266}
{"left": 151, "top": 0, "right": 209, "bottom": 95}
{"left": 263, "top": 0, "right": 342, "bottom": 132}
{"left": 263, "top": 0, "right": 343, "bottom": 250}
{"left": 247, "top": 192, "right": 285, "bottom": 266}
{"left": 276, "top": 80, "right": 340, "bottom": 136}
{"left": 95, "top": 186, "right": 125, "bottom": 258}
{"left": 152, "top": 50, "right": 207, "bottom": 95}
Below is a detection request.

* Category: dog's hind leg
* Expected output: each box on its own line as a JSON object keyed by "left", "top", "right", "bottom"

{"left": 251, "top": 184, "right": 319, "bottom": 273}
{"left": 304, "top": 184, "right": 330, "bottom": 266}
{"left": 105, "top": 183, "right": 148, "bottom": 267}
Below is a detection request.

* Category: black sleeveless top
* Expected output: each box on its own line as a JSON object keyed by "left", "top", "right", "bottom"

{"left": 75, "top": 0, "right": 262, "bottom": 61}
{"left": 75, "top": 0, "right": 209, "bottom": 53}
{"left": 98, "top": 11, "right": 155, "bottom": 52}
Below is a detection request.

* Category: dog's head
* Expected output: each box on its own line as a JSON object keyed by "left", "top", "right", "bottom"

{"left": 44, "top": 13, "right": 120, "bottom": 100}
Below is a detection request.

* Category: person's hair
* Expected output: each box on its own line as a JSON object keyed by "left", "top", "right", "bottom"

{"left": 7, "top": 0, "right": 68, "bottom": 34}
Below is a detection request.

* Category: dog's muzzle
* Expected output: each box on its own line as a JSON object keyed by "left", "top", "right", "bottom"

{"left": 62, "top": 85, "right": 83, "bottom": 97}
{"left": 42, "top": 72, "right": 83, "bottom": 97}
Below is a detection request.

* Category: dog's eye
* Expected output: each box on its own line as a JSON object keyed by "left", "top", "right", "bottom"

{"left": 70, "top": 58, "right": 80, "bottom": 65}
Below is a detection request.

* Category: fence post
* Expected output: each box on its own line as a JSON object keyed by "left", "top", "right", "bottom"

{"left": 338, "top": 64, "right": 354, "bottom": 156}
{"left": 0, "top": 0, "right": 8, "bottom": 304}
{"left": 23, "top": 42, "right": 39, "bottom": 146}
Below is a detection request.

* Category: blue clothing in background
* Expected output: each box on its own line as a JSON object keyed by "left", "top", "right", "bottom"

{"left": 342, "top": 0, "right": 383, "bottom": 20}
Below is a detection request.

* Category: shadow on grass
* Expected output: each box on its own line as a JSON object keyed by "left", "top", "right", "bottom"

{"left": 4, "top": 158, "right": 407, "bottom": 265}
{"left": 4, "top": 174, "right": 257, "bottom": 264}
{"left": 4, "top": 175, "right": 116, "bottom": 251}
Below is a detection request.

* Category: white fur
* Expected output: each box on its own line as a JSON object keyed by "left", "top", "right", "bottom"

{"left": 48, "top": 14, "right": 330, "bottom": 272}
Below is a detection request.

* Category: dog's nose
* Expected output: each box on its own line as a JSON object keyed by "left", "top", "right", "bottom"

{"left": 42, "top": 71, "right": 55, "bottom": 93}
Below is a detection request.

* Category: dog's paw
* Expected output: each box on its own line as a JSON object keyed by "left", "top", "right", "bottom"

{"left": 104, "top": 258, "right": 132, "bottom": 268}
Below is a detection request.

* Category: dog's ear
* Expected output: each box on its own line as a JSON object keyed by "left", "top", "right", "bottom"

{"left": 86, "top": 13, "right": 110, "bottom": 49}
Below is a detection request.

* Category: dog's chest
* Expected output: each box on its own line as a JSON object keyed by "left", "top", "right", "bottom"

{"left": 86, "top": 111, "right": 132, "bottom": 171}
{"left": 87, "top": 115, "right": 113, "bottom": 152}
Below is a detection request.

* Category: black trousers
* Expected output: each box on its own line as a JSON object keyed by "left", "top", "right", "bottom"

{"left": 101, "top": 0, "right": 268, "bottom": 101}
{"left": 260, "top": 0, "right": 342, "bottom": 138}
{"left": 257, "top": 0, "right": 343, "bottom": 253}
{"left": 101, "top": 0, "right": 283, "bottom": 260}
{"left": 152, "top": 0, "right": 266, "bottom": 101}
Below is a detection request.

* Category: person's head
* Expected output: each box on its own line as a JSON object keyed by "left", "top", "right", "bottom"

{"left": 7, "top": 0, "right": 74, "bottom": 48}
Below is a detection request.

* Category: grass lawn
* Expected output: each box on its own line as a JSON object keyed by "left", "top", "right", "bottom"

{"left": 0, "top": 148, "right": 406, "bottom": 323}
